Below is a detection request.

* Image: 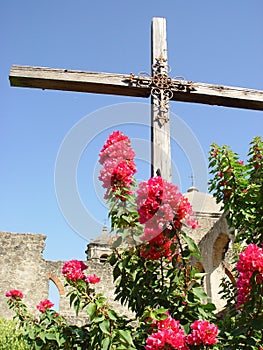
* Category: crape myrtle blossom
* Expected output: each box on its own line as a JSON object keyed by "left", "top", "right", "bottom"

{"left": 62, "top": 260, "right": 102, "bottom": 288}
{"left": 187, "top": 320, "right": 218, "bottom": 346}
{"left": 236, "top": 244, "right": 263, "bottom": 308}
{"left": 140, "top": 231, "right": 177, "bottom": 261}
{"left": 99, "top": 131, "right": 136, "bottom": 200}
{"left": 137, "top": 177, "right": 199, "bottom": 241}
{"left": 145, "top": 315, "right": 219, "bottom": 349}
{"left": 37, "top": 299, "right": 54, "bottom": 313}
{"left": 145, "top": 315, "right": 189, "bottom": 350}
{"left": 136, "top": 177, "right": 199, "bottom": 260}
{"left": 99, "top": 131, "right": 135, "bottom": 165}
{"left": 85, "top": 274, "right": 101, "bottom": 284}
{"left": 5, "top": 289, "right": 24, "bottom": 300}
{"left": 62, "top": 260, "right": 88, "bottom": 282}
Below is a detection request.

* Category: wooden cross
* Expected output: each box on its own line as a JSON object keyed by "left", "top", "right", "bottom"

{"left": 9, "top": 17, "right": 263, "bottom": 183}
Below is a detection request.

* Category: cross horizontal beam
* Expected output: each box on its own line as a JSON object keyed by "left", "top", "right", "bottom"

{"left": 9, "top": 65, "right": 150, "bottom": 98}
{"left": 10, "top": 65, "right": 263, "bottom": 111}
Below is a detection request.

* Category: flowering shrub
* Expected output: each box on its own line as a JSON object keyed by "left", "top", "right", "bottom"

{"left": 187, "top": 320, "right": 218, "bottom": 347}
{"left": 236, "top": 244, "right": 263, "bottom": 308}
{"left": 85, "top": 274, "right": 101, "bottom": 284}
{"left": 145, "top": 315, "right": 188, "bottom": 350}
{"left": 5, "top": 289, "right": 24, "bottom": 300}
{"left": 5, "top": 288, "right": 85, "bottom": 349}
{"left": 5, "top": 132, "right": 263, "bottom": 349}
{"left": 209, "top": 136, "right": 263, "bottom": 348}
{"left": 36, "top": 299, "right": 54, "bottom": 313}
{"left": 144, "top": 314, "right": 219, "bottom": 350}
{"left": 136, "top": 176, "right": 199, "bottom": 260}
{"left": 99, "top": 130, "right": 136, "bottom": 200}
{"left": 209, "top": 136, "right": 263, "bottom": 245}
{"left": 137, "top": 176, "right": 199, "bottom": 241}
{"left": 62, "top": 259, "right": 88, "bottom": 281}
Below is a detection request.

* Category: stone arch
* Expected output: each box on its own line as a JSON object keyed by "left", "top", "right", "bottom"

{"left": 100, "top": 254, "right": 109, "bottom": 263}
{"left": 47, "top": 272, "right": 65, "bottom": 296}
{"left": 224, "top": 263, "right": 236, "bottom": 285}
{"left": 212, "top": 233, "right": 230, "bottom": 268}
{"left": 194, "top": 261, "right": 205, "bottom": 273}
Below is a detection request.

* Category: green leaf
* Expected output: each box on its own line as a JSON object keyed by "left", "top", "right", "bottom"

{"left": 202, "top": 302, "right": 216, "bottom": 311}
{"left": 107, "top": 309, "right": 118, "bottom": 321}
{"left": 45, "top": 332, "right": 57, "bottom": 341}
{"left": 117, "top": 329, "right": 133, "bottom": 345}
{"left": 112, "top": 236, "right": 122, "bottom": 248}
{"left": 181, "top": 232, "right": 201, "bottom": 258}
{"left": 191, "top": 287, "right": 207, "bottom": 300}
{"left": 69, "top": 292, "right": 76, "bottom": 307}
{"left": 99, "top": 319, "right": 110, "bottom": 335}
{"left": 38, "top": 332, "right": 46, "bottom": 342}
{"left": 102, "top": 336, "right": 111, "bottom": 350}
{"left": 93, "top": 314, "right": 105, "bottom": 323}
{"left": 86, "top": 302, "right": 96, "bottom": 319}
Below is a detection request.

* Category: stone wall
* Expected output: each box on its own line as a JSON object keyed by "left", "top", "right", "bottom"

{"left": 198, "top": 214, "right": 234, "bottom": 309}
{"left": 0, "top": 231, "right": 133, "bottom": 322}
{"left": 0, "top": 232, "right": 48, "bottom": 319}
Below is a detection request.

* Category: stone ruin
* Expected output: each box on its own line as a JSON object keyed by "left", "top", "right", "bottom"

{"left": 0, "top": 187, "right": 234, "bottom": 322}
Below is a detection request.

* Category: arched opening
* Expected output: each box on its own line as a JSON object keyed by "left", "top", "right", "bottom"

{"left": 212, "top": 233, "right": 230, "bottom": 268}
{"left": 208, "top": 233, "right": 231, "bottom": 310}
{"left": 47, "top": 273, "right": 65, "bottom": 311}
{"left": 100, "top": 254, "right": 108, "bottom": 263}
{"left": 48, "top": 280, "right": 60, "bottom": 311}
{"left": 194, "top": 261, "right": 205, "bottom": 273}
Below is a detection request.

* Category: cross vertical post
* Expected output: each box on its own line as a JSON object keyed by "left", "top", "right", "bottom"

{"left": 151, "top": 18, "right": 172, "bottom": 182}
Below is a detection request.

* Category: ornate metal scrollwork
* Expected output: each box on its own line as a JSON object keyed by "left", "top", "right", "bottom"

{"left": 126, "top": 55, "right": 195, "bottom": 125}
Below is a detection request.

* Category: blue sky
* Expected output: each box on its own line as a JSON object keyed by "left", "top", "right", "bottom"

{"left": 1, "top": 1, "right": 263, "bottom": 263}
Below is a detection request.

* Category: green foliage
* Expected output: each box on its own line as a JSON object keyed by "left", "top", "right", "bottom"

{"left": 109, "top": 235, "right": 215, "bottom": 329}
{"left": 6, "top": 296, "right": 90, "bottom": 349}
{"left": 209, "top": 136, "right": 263, "bottom": 349}
{"left": 209, "top": 136, "right": 263, "bottom": 245}
{"left": 217, "top": 276, "right": 263, "bottom": 349}
{"left": 0, "top": 319, "right": 30, "bottom": 350}
{"left": 107, "top": 183, "right": 144, "bottom": 247}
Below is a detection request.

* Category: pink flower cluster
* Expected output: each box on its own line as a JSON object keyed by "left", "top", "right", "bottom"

{"left": 5, "top": 289, "right": 24, "bottom": 300}
{"left": 62, "top": 260, "right": 101, "bottom": 286}
{"left": 99, "top": 131, "right": 136, "bottom": 200}
{"left": 140, "top": 230, "right": 177, "bottom": 261}
{"left": 187, "top": 320, "right": 218, "bottom": 346}
{"left": 37, "top": 299, "right": 54, "bottom": 313}
{"left": 62, "top": 260, "right": 88, "bottom": 282}
{"left": 146, "top": 316, "right": 218, "bottom": 349}
{"left": 236, "top": 244, "right": 263, "bottom": 308}
{"left": 146, "top": 315, "right": 188, "bottom": 350}
{"left": 137, "top": 177, "right": 198, "bottom": 240}
{"left": 136, "top": 177, "right": 199, "bottom": 260}
{"left": 85, "top": 274, "right": 101, "bottom": 284}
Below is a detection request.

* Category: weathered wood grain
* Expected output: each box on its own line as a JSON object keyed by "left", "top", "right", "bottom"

{"left": 170, "top": 81, "right": 263, "bottom": 111}
{"left": 9, "top": 65, "right": 150, "bottom": 98}
{"left": 9, "top": 65, "right": 263, "bottom": 111}
{"left": 151, "top": 17, "right": 172, "bottom": 182}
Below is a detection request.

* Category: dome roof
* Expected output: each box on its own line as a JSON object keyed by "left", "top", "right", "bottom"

{"left": 90, "top": 226, "right": 110, "bottom": 245}
{"left": 184, "top": 187, "right": 222, "bottom": 217}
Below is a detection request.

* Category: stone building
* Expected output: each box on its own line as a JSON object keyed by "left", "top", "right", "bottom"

{"left": 0, "top": 187, "right": 234, "bottom": 321}
{"left": 183, "top": 186, "right": 233, "bottom": 309}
